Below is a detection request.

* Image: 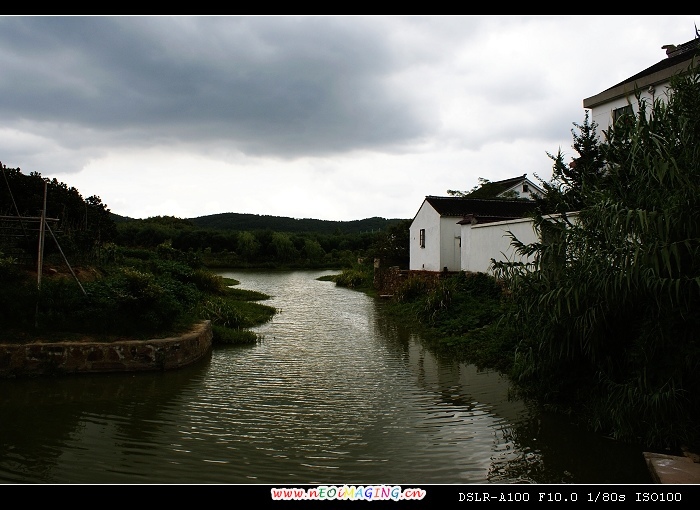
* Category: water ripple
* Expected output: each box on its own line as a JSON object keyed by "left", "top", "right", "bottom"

{"left": 0, "top": 270, "right": 653, "bottom": 484}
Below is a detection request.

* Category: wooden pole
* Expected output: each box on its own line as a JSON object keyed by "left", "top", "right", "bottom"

{"left": 35, "top": 181, "right": 47, "bottom": 328}
{"left": 36, "top": 181, "right": 47, "bottom": 291}
{"left": 45, "top": 220, "right": 87, "bottom": 296}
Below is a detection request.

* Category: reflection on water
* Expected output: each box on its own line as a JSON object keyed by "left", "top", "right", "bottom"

{"left": 0, "top": 270, "right": 653, "bottom": 484}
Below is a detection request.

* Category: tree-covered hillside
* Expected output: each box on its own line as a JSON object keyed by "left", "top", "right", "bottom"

{"left": 186, "top": 212, "right": 406, "bottom": 235}
{"left": 113, "top": 212, "right": 407, "bottom": 235}
{"left": 1, "top": 163, "right": 410, "bottom": 346}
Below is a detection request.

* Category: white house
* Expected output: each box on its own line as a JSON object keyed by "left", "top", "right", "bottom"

{"left": 583, "top": 35, "right": 700, "bottom": 140}
{"left": 410, "top": 196, "right": 463, "bottom": 272}
{"left": 410, "top": 35, "right": 700, "bottom": 278}
{"left": 464, "top": 174, "right": 544, "bottom": 201}
{"left": 409, "top": 175, "right": 540, "bottom": 272}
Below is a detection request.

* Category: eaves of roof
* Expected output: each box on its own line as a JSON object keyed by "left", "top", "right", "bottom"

{"left": 424, "top": 196, "right": 537, "bottom": 218}
{"left": 457, "top": 214, "right": 529, "bottom": 225}
{"left": 583, "top": 42, "right": 700, "bottom": 109}
{"left": 467, "top": 177, "right": 521, "bottom": 198}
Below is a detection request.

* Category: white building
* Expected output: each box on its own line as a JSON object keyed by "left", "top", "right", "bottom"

{"left": 583, "top": 36, "right": 700, "bottom": 140}
{"left": 411, "top": 34, "right": 700, "bottom": 277}
{"left": 409, "top": 175, "right": 541, "bottom": 272}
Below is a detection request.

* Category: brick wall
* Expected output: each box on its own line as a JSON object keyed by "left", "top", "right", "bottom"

{"left": 374, "top": 260, "right": 459, "bottom": 297}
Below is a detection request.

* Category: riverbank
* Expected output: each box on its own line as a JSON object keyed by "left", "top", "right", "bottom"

{"left": 0, "top": 320, "right": 212, "bottom": 378}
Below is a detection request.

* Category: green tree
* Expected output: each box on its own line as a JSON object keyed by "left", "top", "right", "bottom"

{"left": 0, "top": 166, "right": 116, "bottom": 263}
{"left": 270, "top": 232, "right": 298, "bottom": 263}
{"left": 302, "top": 238, "right": 325, "bottom": 263}
{"left": 237, "top": 231, "right": 260, "bottom": 261}
{"left": 447, "top": 177, "right": 490, "bottom": 197}
{"left": 369, "top": 218, "right": 411, "bottom": 268}
{"left": 534, "top": 110, "right": 606, "bottom": 214}
{"left": 494, "top": 64, "right": 700, "bottom": 451}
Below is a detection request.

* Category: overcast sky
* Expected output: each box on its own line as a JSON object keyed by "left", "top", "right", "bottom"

{"left": 1, "top": 15, "right": 698, "bottom": 221}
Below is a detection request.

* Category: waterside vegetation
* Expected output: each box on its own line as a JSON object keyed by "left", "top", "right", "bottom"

{"left": 0, "top": 244, "right": 276, "bottom": 346}
{"left": 333, "top": 65, "right": 700, "bottom": 454}
{"left": 494, "top": 66, "right": 700, "bottom": 454}
{"left": 1, "top": 165, "right": 409, "bottom": 347}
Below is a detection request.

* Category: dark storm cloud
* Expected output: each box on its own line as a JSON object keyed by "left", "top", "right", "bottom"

{"left": 0, "top": 16, "right": 429, "bottom": 158}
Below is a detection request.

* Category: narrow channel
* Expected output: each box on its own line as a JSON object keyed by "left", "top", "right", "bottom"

{"left": 0, "top": 269, "right": 652, "bottom": 484}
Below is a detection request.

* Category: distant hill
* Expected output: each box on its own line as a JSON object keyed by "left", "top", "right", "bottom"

{"left": 110, "top": 213, "right": 133, "bottom": 224}
{"left": 111, "top": 212, "right": 408, "bottom": 235}
{"left": 189, "top": 213, "right": 407, "bottom": 234}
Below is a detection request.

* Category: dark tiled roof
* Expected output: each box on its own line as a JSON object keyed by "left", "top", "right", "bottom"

{"left": 465, "top": 174, "right": 529, "bottom": 198}
{"left": 603, "top": 38, "right": 700, "bottom": 92}
{"left": 584, "top": 38, "right": 700, "bottom": 109}
{"left": 424, "top": 196, "right": 537, "bottom": 221}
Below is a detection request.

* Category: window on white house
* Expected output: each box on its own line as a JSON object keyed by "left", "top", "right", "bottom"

{"left": 523, "top": 184, "right": 529, "bottom": 193}
{"left": 419, "top": 229, "right": 425, "bottom": 248}
{"left": 613, "top": 105, "right": 634, "bottom": 126}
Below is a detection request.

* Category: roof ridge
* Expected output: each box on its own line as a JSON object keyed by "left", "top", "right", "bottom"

{"left": 486, "top": 173, "right": 528, "bottom": 185}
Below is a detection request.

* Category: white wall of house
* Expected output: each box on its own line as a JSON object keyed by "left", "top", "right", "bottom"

{"left": 409, "top": 199, "right": 462, "bottom": 272}
{"left": 588, "top": 86, "right": 665, "bottom": 141}
{"left": 461, "top": 217, "right": 538, "bottom": 274}
{"left": 409, "top": 195, "right": 579, "bottom": 275}
{"left": 585, "top": 41, "right": 699, "bottom": 147}
{"left": 460, "top": 212, "right": 580, "bottom": 274}
{"left": 439, "top": 215, "right": 462, "bottom": 272}
{"left": 500, "top": 179, "right": 544, "bottom": 200}
{"left": 410, "top": 201, "right": 441, "bottom": 271}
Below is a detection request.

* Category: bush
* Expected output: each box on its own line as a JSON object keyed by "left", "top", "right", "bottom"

{"left": 190, "top": 269, "right": 228, "bottom": 294}
{"left": 395, "top": 274, "right": 431, "bottom": 303}
{"left": 212, "top": 324, "right": 260, "bottom": 345}
{"left": 333, "top": 268, "right": 366, "bottom": 288}
{"left": 194, "top": 296, "right": 246, "bottom": 329}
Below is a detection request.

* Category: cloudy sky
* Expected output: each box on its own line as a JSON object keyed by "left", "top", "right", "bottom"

{"left": 1, "top": 15, "right": 698, "bottom": 221}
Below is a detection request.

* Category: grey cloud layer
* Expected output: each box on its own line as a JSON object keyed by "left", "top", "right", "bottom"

{"left": 2, "top": 15, "right": 691, "bottom": 182}
{"left": 0, "top": 16, "right": 431, "bottom": 159}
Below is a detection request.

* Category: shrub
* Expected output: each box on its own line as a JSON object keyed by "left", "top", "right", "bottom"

{"left": 395, "top": 274, "right": 430, "bottom": 303}
{"left": 212, "top": 324, "right": 260, "bottom": 345}
{"left": 495, "top": 65, "right": 700, "bottom": 450}
{"left": 190, "top": 269, "right": 228, "bottom": 294}
{"left": 194, "top": 296, "right": 246, "bottom": 329}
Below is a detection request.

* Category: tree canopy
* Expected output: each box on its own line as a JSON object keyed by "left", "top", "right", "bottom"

{"left": 0, "top": 164, "right": 116, "bottom": 264}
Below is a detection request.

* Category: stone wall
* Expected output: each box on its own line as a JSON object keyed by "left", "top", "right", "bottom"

{"left": 374, "top": 261, "right": 459, "bottom": 297}
{"left": 0, "top": 320, "right": 213, "bottom": 378}
{"left": 373, "top": 263, "right": 407, "bottom": 296}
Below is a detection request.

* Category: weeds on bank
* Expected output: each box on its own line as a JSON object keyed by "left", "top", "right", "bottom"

{"left": 323, "top": 264, "right": 517, "bottom": 372}
{"left": 388, "top": 271, "right": 518, "bottom": 372}
{"left": 331, "top": 260, "right": 375, "bottom": 291}
{"left": 211, "top": 324, "right": 261, "bottom": 345}
{"left": 0, "top": 246, "right": 275, "bottom": 346}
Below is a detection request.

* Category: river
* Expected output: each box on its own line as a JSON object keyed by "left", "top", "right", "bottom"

{"left": 0, "top": 269, "right": 653, "bottom": 484}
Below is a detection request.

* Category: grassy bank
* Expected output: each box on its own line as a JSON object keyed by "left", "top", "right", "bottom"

{"left": 0, "top": 247, "right": 276, "bottom": 346}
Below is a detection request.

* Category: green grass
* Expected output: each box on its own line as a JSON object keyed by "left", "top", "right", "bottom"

{"left": 0, "top": 249, "right": 276, "bottom": 347}
{"left": 211, "top": 324, "right": 261, "bottom": 345}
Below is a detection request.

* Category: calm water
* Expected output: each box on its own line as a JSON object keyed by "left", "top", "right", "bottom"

{"left": 0, "top": 269, "right": 652, "bottom": 484}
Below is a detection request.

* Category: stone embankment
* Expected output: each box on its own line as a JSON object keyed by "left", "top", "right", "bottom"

{"left": 0, "top": 320, "right": 213, "bottom": 378}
